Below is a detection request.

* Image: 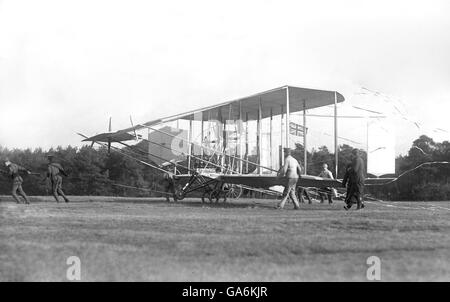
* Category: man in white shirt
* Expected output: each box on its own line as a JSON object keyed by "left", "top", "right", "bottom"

{"left": 318, "top": 163, "right": 334, "bottom": 204}
{"left": 319, "top": 163, "right": 333, "bottom": 179}
{"left": 277, "top": 148, "right": 302, "bottom": 210}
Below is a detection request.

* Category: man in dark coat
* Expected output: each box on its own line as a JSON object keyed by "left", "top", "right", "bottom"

{"left": 342, "top": 164, "right": 358, "bottom": 210}
{"left": 350, "top": 149, "right": 366, "bottom": 210}
{"left": 46, "top": 154, "right": 70, "bottom": 203}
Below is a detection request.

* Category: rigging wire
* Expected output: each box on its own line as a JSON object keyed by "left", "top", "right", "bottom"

{"left": 365, "top": 161, "right": 450, "bottom": 186}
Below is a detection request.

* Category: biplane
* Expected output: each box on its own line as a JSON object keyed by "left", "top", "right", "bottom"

{"left": 81, "top": 85, "right": 384, "bottom": 202}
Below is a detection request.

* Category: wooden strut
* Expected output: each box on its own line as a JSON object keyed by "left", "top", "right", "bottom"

{"left": 285, "top": 86, "right": 290, "bottom": 149}
{"left": 269, "top": 108, "right": 273, "bottom": 172}
{"left": 257, "top": 98, "right": 262, "bottom": 175}
{"left": 280, "top": 104, "right": 284, "bottom": 167}
{"left": 334, "top": 91, "right": 339, "bottom": 177}
{"left": 238, "top": 101, "right": 243, "bottom": 174}
{"left": 303, "top": 99, "right": 307, "bottom": 175}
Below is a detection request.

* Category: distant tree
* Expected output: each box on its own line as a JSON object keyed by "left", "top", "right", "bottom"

{"left": 309, "top": 146, "right": 333, "bottom": 176}
{"left": 374, "top": 135, "right": 450, "bottom": 201}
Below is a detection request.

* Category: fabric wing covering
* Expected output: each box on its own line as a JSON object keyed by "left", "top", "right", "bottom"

{"left": 147, "top": 126, "right": 188, "bottom": 165}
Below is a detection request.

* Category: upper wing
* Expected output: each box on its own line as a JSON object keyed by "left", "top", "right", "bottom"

{"left": 117, "top": 85, "right": 345, "bottom": 134}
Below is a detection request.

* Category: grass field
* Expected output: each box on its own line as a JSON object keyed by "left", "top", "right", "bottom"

{"left": 1, "top": 195, "right": 449, "bottom": 281}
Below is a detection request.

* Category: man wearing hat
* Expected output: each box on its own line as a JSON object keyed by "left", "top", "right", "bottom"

{"left": 277, "top": 147, "right": 302, "bottom": 210}
{"left": 4, "top": 159, "right": 31, "bottom": 204}
{"left": 161, "top": 168, "right": 176, "bottom": 202}
{"left": 46, "top": 154, "right": 70, "bottom": 203}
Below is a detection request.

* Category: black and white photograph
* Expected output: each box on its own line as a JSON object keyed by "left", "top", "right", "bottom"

{"left": 0, "top": 0, "right": 449, "bottom": 286}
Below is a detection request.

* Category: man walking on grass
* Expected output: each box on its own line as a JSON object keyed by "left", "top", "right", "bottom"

{"left": 4, "top": 159, "right": 31, "bottom": 204}
{"left": 46, "top": 154, "right": 70, "bottom": 203}
{"left": 342, "top": 149, "right": 366, "bottom": 210}
{"left": 276, "top": 148, "right": 302, "bottom": 210}
{"left": 342, "top": 164, "right": 358, "bottom": 210}
{"left": 351, "top": 149, "right": 366, "bottom": 210}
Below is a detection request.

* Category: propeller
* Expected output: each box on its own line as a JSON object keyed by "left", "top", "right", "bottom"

{"left": 83, "top": 116, "right": 138, "bottom": 154}
{"left": 129, "top": 115, "right": 139, "bottom": 140}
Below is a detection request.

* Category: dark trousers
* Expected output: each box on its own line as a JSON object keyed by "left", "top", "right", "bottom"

{"left": 12, "top": 178, "right": 29, "bottom": 204}
{"left": 51, "top": 176, "right": 69, "bottom": 202}
{"left": 346, "top": 182, "right": 364, "bottom": 208}
{"left": 319, "top": 188, "right": 333, "bottom": 204}
{"left": 297, "top": 187, "right": 312, "bottom": 204}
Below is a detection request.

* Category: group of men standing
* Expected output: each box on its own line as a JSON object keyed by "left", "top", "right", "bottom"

{"left": 2, "top": 154, "right": 69, "bottom": 204}
{"left": 277, "top": 147, "right": 366, "bottom": 210}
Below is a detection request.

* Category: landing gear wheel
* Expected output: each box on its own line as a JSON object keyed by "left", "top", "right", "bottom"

{"left": 173, "top": 184, "right": 186, "bottom": 202}
{"left": 174, "top": 186, "right": 185, "bottom": 202}
{"left": 226, "top": 185, "right": 243, "bottom": 200}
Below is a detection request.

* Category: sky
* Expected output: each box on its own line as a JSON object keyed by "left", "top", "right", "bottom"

{"left": 0, "top": 0, "right": 449, "bottom": 155}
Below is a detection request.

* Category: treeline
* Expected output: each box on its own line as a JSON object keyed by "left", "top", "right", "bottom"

{"left": 0, "top": 135, "right": 449, "bottom": 200}
{"left": 0, "top": 145, "right": 158, "bottom": 197}
{"left": 291, "top": 135, "right": 449, "bottom": 201}
{"left": 393, "top": 136, "right": 450, "bottom": 201}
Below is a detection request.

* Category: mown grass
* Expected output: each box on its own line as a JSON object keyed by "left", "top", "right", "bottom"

{"left": 0, "top": 196, "right": 449, "bottom": 281}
